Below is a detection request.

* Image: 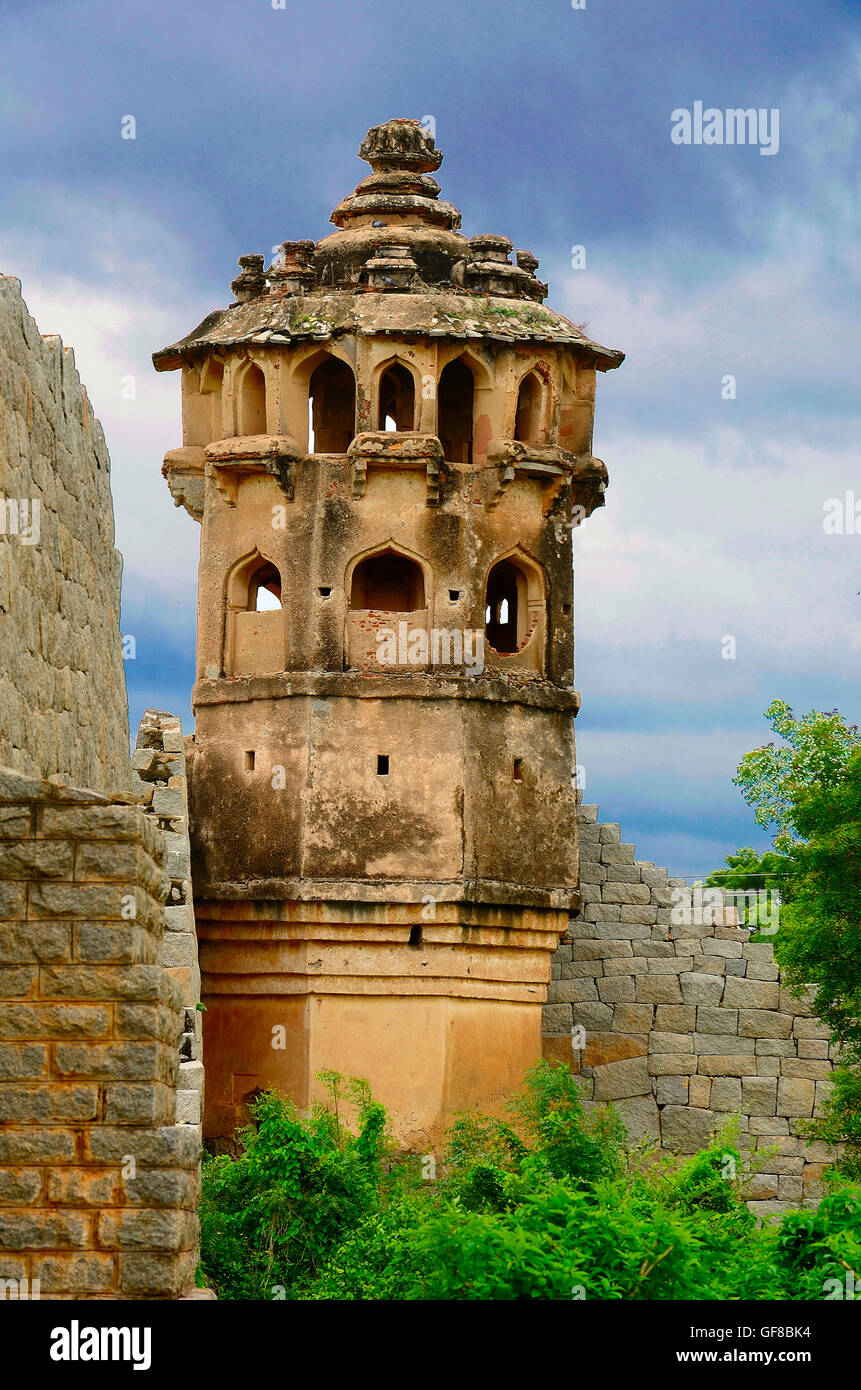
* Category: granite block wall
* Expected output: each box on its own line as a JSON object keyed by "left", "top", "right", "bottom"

{"left": 543, "top": 804, "right": 839, "bottom": 1214}
{"left": 0, "top": 768, "right": 201, "bottom": 1298}
{"left": 0, "top": 274, "right": 130, "bottom": 793}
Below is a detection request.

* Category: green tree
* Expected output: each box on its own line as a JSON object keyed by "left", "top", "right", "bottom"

{"left": 733, "top": 699, "right": 860, "bottom": 850}
{"left": 715, "top": 701, "right": 861, "bottom": 1177}
{"left": 706, "top": 845, "right": 791, "bottom": 932}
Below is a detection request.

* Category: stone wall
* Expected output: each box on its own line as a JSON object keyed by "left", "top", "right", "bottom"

{"left": 0, "top": 275, "right": 130, "bottom": 793}
{"left": 543, "top": 803, "right": 838, "bottom": 1214}
{"left": 133, "top": 711, "right": 203, "bottom": 1131}
{"left": 0, "top": 767, "right": 200, "bottom": 1298}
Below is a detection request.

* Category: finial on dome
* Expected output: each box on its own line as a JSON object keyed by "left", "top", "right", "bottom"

{"left": 329, "top": 117, "right": 458, "bottom": 233}
{"left": 358, "top": 118, "right": 442, "bottom": 174}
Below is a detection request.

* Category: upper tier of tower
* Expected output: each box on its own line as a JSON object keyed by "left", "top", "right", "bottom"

{"left": 153, "top": 118, "right": 624, "bottom": 373}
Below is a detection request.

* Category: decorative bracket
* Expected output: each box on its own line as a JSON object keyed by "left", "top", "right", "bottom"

{"left": 204, "top": 435, "right": 302, "bottom": 507}
{"left": 347, "top": 431, "right": 446, "bottom": 506}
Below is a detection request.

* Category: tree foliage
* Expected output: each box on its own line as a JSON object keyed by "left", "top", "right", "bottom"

{"left": 714, "top": 701, "right": 861, "bottom": 1176}
{"left": 733, "top": 699, "right": 860, "bottom": 849}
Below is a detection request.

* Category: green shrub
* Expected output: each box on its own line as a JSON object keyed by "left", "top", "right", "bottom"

{"left": 199, "top": 1061, "right": 861, "bottom": 1302}
{"left": 199, "top": 1076, "right": 388, "bottom": 1299}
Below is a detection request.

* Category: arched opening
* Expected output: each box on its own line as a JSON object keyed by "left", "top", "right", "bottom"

{"left": 438, "top": 358, "right": 474, "bottom": 465}
{"left": 248, "top": 562, "right": 282, "bottom": 612}
{"left": 351, "top": 550, "right": 425, "bottom": 611}
{"left": 309, "top": 357, "right": 356, "bottom": 453}
{"left": 514, "top": 372, "right": 544, "bottom": 444}
{"left": 225, "top": 552, "right": 285, "bottom": 676}
{"left": 485, "top": 560, "right": 525, "bottom": 653}
{"left": 484, "top": 553, "right": 546, "bottom": 670}
{"left": 239, "top": 363, "right": 267, "bottom": 436}
{"left": 377, "top": 363, "right": 415, "bottom": 432}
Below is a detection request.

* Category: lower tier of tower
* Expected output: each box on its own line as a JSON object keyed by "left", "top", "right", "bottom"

{"left": 196, "top": 898, "right": 568, "bottom": 1147}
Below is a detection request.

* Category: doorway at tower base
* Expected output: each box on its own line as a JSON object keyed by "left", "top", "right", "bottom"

{"left": 202, "top": 992, "right": 542, "bottom": 1149}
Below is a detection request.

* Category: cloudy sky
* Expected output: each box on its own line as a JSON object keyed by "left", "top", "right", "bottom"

{"left": 2, "top": 0, "right": 859, "bottom": 876}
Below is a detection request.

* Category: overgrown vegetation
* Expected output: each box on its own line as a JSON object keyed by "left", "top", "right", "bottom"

{"left": 199, "top": 1063, "right": 861, "bottom": 1300}
{"left": 709, "top": 700, "right": 861, "bottom": 1176}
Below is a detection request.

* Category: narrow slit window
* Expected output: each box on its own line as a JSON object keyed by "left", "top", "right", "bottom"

{"left": 377, "top": 754, "right": 390, "bottom": 776}
{"left": 244, "top": 751, "right": 255, "bottom": 772}
{"left": 513, "top": 758, "right": 523, "bottom": 782}
{"left": 409, "top": 924, "right": 422, "bottom": 946}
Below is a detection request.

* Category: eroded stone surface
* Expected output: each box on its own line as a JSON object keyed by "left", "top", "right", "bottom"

{"left": 0, "top": 278, "right": 130, "bottom": 792}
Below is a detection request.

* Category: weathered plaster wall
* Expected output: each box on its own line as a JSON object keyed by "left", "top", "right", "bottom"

{"left": 0, "top": 275, "right": 130, "bottom": 793}
{"left": 543, "top": 804, "right": 838, "bottom": 1213}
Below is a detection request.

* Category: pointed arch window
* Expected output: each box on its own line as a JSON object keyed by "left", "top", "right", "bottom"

{"left": 438, "top": 358, "right": 474, "bottom": 464}
{"left": 224, "top": 553, "right": 285, "bottom": 676}
{"left": 346, "top": 547, "right": 429, "bottom": 671}
{"left": 239, "top": 363, "right": 267, "bottom": 436}
{"left": 351, "top": 550, "right": 425, "bottom": 611}
{"left": 484, "top": 553, "right": 546, "bottom": 671}
{"left": 514, "top": 372, "right": 544, "bottom": 445}
{"left": 377, "top": 363, "right": 416, "bottom": 432}
{"left": 485, "top": 560, "right": 524, "bottom": 653}
{"left": 309, "top": 357, "right": 356, "bottom": 453}
{"left": 249, "top": 562, "right": 282, "bottom": 611}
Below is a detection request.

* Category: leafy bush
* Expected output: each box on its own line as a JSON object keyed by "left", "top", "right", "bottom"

{"left": 199, "top": 1062, "right": 861, "bottom": 1301}
{"left": 199, "top": 1075, "right": 388, "bottom": 1299}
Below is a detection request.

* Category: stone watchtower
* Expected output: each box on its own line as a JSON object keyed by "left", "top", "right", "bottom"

{"left": 153, "top": 118, "right": 623, "bottom": 1146}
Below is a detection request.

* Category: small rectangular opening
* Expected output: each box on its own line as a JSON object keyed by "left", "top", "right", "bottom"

{"left": 408, "top": 924, "right": 422, "bottom": 946}
{"left": 318, "top": 586, "right": 332, "bottom": 597}
{"left": 448, "top": 589, "right": 460, "bottom": 602}
{"left": 244, "top": 750, "right": 255, "bottom": 772}
{"left": 562, "top": 603, "right": 571, "bottom": 615}
{"left": 377, "top": 754, "right": 389, "bottom": 776}
{"left": 513, "top": 757, "right": 523, "bottom": 782}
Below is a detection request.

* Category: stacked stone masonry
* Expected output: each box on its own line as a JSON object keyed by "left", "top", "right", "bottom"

{"left": 543, "top": 803, "right": 839, "bottom": 1216}
{"left": 0, "top": 276, "right": 130, "bottom": 793}
{"left": 133, "top": 710, "right": 203, "bottom": 1131}
{"left": 0, "top": 767, "right": 201, "bottom": 1298}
